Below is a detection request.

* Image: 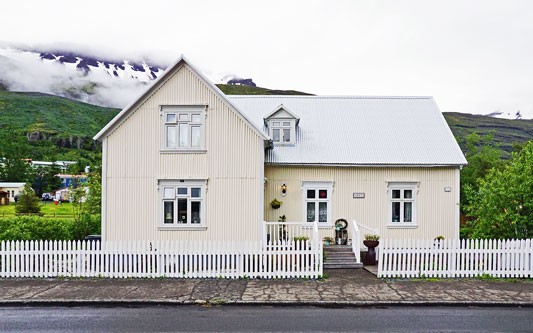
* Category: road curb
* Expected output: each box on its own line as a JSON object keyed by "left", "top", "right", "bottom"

{"left": 0, "top": 299, "right": 531, "bottom": 307}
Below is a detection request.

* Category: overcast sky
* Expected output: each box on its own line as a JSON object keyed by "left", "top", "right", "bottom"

{"left": 2, "top": 0, "right": 533, "bottom": 117}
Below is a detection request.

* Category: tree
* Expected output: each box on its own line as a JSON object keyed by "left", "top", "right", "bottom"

{"left": 458, "top": 132, "right": 505, "bottom": 211}
{"left": 85, "top": 167, "right": 101, "bottom": 215}
{"left": 15, "top": 183, "right": 41, "bottom": 214}
{"left": 31, "top": 164, "right": 62, "bottom": 197}
{"left": 463, "top": 141, "right": 533, "bottom": 239}
{"left": 70, "top": 185, "right": 89, "bottom": 239}
{"left": 0, "top": 129, "right": 32, "bottom": 182}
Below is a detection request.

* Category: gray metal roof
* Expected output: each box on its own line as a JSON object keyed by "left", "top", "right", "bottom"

{"left": 0, "top": 182, "right": 26, "bottom": 188}
{"left": 228, "top": 95, "right": 467, "bottom": 166}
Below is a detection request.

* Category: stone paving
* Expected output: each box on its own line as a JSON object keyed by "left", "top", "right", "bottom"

{"left": 0, "top": 269, "right": 531, "bottom": 305}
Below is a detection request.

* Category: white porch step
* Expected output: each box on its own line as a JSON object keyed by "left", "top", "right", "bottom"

{"left": 324, "top": 246, "right": 362, "bottom": 269}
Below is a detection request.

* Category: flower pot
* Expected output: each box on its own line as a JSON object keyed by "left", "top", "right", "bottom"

{"left": 363, "top": 240, "right": 379, "bottom": 248}
{"left": 271, "top": 204, "right": 280, "bottom": 209}
{"left": 363, "top": 240, "right": 379, "bottom": 265}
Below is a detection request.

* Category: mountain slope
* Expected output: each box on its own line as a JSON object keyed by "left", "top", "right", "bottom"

{"left": 216, "top": 84, "right": 312, "bottom": 96}
{"left": 443, "top": 112, "right": 533, "bottom": 157}
{"left": 0, "top": 91, "right": 118, "bottom": 139}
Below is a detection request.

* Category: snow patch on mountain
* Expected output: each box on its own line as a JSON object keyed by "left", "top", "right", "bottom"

{"left": 0, "top": 46, "right": 165, "bottom": 107}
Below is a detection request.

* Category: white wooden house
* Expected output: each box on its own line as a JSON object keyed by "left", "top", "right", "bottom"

{"left": 94, "top": 56, "right": 467, "bottom": 246}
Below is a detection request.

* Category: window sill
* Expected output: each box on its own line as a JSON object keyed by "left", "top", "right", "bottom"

{"left": 160, "top": 149, "right": 207, "bottom": 154}
{"left": 158, "top": 226, "right": 207, "bottom": 231}
{"left": 301, "top": 224, "right": 333, "bottom": 229}
{"left": 387, "top": 224, "right": 418, "bottom": 229}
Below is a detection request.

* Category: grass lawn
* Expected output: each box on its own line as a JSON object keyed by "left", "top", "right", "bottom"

{"left": 0, "top": 202, "right": 74, "bottom": 217}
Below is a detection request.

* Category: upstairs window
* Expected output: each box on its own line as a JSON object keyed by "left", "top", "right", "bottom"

{"left": 270, "top": 120, "right": 294, "bottom": 145}
{"left": 388, "top": 182, "right": 418, "bottom": 227}
{"left": 264, "top": 104, "right": 299, "bottom": 146}
{"left": 162, "top": 106, "right": 205, "bottom": 151}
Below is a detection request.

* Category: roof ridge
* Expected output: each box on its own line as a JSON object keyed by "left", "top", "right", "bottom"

{"left": 227, "top": 95, "right": 433, "bottom": 99}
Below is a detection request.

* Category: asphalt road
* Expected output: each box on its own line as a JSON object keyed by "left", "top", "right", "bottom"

{"left": 0, "top": 305, "right": 531, "bottom": 332}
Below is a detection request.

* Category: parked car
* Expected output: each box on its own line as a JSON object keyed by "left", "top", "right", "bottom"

{"left": 41, "top": 193, "right": 55, "bottom": 201}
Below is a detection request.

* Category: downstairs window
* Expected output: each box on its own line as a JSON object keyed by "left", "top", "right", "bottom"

{"left": 160, "top": 180, "right": 206, "bottom": 228}
{"left": 388, "top": 182, "right": 418, "bottom": 227}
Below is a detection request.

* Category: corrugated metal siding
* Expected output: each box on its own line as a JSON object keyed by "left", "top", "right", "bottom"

{"left": 106, "top": 64, "right": 263, "bottom": 241}
{"left": 228, "top": 96, "right": 467, "bottom": 166}
{"left": 264, "top": 166, "right": 458, "bottom": 240}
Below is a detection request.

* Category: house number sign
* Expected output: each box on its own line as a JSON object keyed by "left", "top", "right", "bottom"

{"left": 353, "top": 193, "right": 365, "bottom": 199}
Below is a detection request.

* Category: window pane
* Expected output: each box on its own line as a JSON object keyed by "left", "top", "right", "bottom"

{"left": 282, "top": 121, "right": 291, "bottom": 126}
{"left": 306, "top": 202, "right": 315, "bottom": 222}
{"left": 191, "top": 188, "right": 201, "bottom": 198}
{"left": 272, "top": 121, "right": 280, "bottom": 126}
{"left": 191, "top": 201, "right": 201, "bottom": 224}
{"left": 178, "top": 114, "right": 188, "bottom": 121}
{"left": 392, "top": 189, "right": 401, "bottom": 199}
{"left": 166, "top": 126, "right": 176, "bottom": 147}
{"left": 273, "top": 129, "right": 280, "bottom": 142}
{"left": 404, "top": 202, "right": 412, "bottom": 222}
{"left": 319, "top": 190, "right": 327, "bottom": 199}
{"left": 191, "top": 126, "right": 201, "bottom": 148}
{"left": 163, "top": 187, "right": 175, "bottom": 199}
{"left": 177, "top": 188, "right": 187, "bottom": 195}
{"left": 179, "top": 123, "right": 188, "bottom": 147}
{"left": 307, "top": 189, "right": 315, "bottom": 198}
{"left": 283, "top": 129, "right": 290, "bottom": 142}
{"left": 319, "top": 202, "right": 327, "bottom": 222}
{"left": 166, "top": 114, "right": 176, "bottom": 123}
{"left": 164, "top": 201, "right": 174, "bottom": 224}
{"left": 404, "top": 190, "right": 412, "bottom": 199}
{"left": 191, "top": 114, "right": 201, "bottom": 123}
{"left": 178, "top": 199, "right": 187, "bottom": 224}
{"left": 392, "top": 202, "right": 400, "bottom": 222}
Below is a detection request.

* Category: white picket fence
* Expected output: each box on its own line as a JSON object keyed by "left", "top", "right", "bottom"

{"left": 0, "top": 239, "right": 323, "bottom": 279}
{"left": 378, "top": 239, "right": 533, "bottom": 278}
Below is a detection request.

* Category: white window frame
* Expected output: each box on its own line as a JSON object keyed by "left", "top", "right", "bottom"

{"left": 269, "top": 119, "right": 295, "bottom": 146}
{"left": 161, "top": 105, "right": 206, "bottom": 153}
{"left": 158, "top": 179, "right": 207, "bottom": 230}
{"left": 387, "top": 182, "right": 418, "bottom": 228}
{"left": 302, "top": 181, "right": 333, "bottom": 227}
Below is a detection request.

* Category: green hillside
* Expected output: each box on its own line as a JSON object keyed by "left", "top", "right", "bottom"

{"left": 443, "top": 112, "right": 533, "bottom": 157}
{"left": 0, "top": 91, "right": 118, "bottom": 138}
{"left": 216, "top": 84, "right": 312, "bottom": 95}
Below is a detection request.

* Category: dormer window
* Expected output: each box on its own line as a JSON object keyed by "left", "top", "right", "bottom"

{"left": 264, "top": 104, "right": 299, "bottom": 146}
{"left": 271, "top": 120, "right": 293, "bottom": 144}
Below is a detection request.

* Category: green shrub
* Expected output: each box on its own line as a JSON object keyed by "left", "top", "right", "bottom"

{"left": 0, "top": 215, "right": 101, "bottom": 241}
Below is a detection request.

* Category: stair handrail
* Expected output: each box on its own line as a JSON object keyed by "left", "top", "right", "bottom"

{"left": 351, "top": 220, "right": 361, "bottom": 263}
{"left": 358, "top": 222, "right": 379, "bottom": 236}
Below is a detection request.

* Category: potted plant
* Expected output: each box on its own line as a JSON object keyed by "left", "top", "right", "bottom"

{"left": 363, "top": 234, "right": 380, "bottom": 265}
{"left": 323, "top": 237, "right": 334, "bottom": 246}
{"left": 270, "top": 198, "right": 282, "bottom": 209}
{"left": 363, "top": 234, "right": 380, "bottom": 248}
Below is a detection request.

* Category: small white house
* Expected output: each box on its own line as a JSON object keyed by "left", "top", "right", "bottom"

{"left": 0, "top": 182, "right": 26, "bottom": 203}
{"left": 94, "top": 56, "right": 467, "bottom": 243}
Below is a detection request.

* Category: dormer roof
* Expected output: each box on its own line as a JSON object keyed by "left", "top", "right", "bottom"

{"left": 263, "top": 104, "right": 300, "bottom": 125}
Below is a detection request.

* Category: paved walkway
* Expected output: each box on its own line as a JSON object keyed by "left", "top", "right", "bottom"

{"left": 0, "top": 270, "right": 532, "bottom": 305}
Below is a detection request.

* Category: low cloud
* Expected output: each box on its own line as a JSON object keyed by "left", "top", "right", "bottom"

{"left": 0, "top": 46, "right": 162, "bottom": 108}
